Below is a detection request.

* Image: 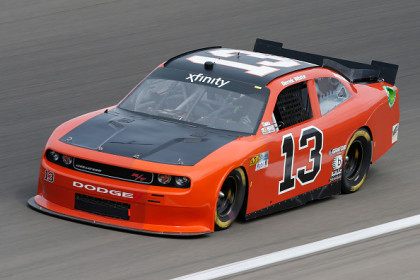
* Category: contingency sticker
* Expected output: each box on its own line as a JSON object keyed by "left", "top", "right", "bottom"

{"left": 249, "top": 155, "right": 259, "bottom": 166}
{"left": 392, "top": 123, "right": 399, "bottom": 144}
{"left": 261, "top": 121, "right": 276, "bottom": 135}
{"left": 329, "top": 145, "right": 346, "bottom": 156}
{"left": 254, "top": 151, "right": 269, "bottom": 171}
{"left": 383, "top": 86, "right": 397, "bottom": 108}
{"left": 330, "top": 155, "right": 343, "bottom": 182}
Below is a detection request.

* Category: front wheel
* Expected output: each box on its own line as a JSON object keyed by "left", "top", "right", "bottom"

{"left": 215, "top": 168, "right": 246, "bottom": 230}
{"left": 341, "top": 129, "right": 372, "bottom": 193}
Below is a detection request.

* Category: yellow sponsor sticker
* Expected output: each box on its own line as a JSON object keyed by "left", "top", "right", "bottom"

{"left": 250, "top": 155, "right": 260, "bottom": 166}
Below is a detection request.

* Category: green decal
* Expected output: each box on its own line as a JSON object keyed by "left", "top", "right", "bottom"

{"left": 383, "top": 86, "right": 396, "bottom": 108}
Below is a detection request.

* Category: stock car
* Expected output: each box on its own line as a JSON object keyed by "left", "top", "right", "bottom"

{"left": 28, "top": 39, "right": 400, "bottom": 235}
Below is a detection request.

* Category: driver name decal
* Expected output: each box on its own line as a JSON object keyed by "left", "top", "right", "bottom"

{"left": 186, "top": 73, "right": 230, "bottom": 88}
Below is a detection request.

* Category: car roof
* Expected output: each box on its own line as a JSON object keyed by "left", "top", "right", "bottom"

{"left": 164, "top": 47, "right": 316, "bottom": 85}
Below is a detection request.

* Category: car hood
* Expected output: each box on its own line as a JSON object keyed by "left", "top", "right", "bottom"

{"left": 60, "top": 108, "right": 241, "bottom": 166}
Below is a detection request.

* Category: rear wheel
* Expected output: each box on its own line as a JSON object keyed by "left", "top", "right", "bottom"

{"left": 341, "top": 129, "right": 372, "bottom": 193}
{"left": 215, "top": 168, "right": 246, "bottom": 230}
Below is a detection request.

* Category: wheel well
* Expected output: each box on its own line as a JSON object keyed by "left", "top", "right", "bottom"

{"left": 360, "top": 126, "right": 373, "bottom": 141}
{"left": 359, "top": 126, "right": 373, "bottom": 163}
{"left": 237, "top": 166, "right": 249, "bottom": 220}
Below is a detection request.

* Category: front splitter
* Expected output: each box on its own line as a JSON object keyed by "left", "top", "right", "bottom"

{"left": 27, "top": 196, "right": 210, "bottom": 237}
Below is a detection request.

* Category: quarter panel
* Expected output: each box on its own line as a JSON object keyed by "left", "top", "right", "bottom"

{"left": 364, "top": 84, "right": 400, "bottom": 162}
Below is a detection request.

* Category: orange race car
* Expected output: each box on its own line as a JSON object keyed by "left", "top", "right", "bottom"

{"left": 28, "top": 39, "right": 400, "bottom": 235}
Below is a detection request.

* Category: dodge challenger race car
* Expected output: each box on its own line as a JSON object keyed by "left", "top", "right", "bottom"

{"left": 28, "top": 39, "right": 400, "bottom": 235}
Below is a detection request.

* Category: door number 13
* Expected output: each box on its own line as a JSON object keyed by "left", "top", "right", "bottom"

{"left": 279, "top": 126, "right": 323, "bottom": 194}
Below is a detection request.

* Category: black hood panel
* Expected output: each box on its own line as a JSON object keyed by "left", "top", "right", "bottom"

{"left": 60, "top": 109, "right": 240, "bottom": 166}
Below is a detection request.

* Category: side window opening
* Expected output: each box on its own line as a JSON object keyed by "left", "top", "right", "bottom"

{"left": 273, "top": 82, "right": 312, "bottom": 129}
{"left": 315, "top": 77, "right": 350, "bottom": 115}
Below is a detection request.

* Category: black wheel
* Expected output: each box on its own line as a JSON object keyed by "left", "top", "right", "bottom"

{"left": 215, "top": 168, "right": 246, "bottom": 230}
{"left": 341, "top": 129, "right": 372, "bottom": 193}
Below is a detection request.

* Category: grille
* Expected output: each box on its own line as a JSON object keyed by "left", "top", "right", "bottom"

{"left": 73, "top": 158, "right": 154, "bottom": 184}
{"left": 74, "top": 194, "right": 130, "bottom": 220}
{"left": 45, "top": 149, "right": 191, "bottom": 188}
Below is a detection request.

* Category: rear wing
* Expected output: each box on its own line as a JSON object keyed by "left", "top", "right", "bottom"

{"left": 253, "top": 38, "right": 399, "bottom": 85}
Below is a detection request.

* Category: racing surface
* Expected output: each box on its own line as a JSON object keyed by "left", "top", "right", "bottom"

{"left": 0, "top": 0, "right": 419, "bottom": 279}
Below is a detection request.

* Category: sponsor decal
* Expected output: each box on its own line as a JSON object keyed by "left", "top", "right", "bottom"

{"left": 330, "top": 155, "right": 343, "bottom": 182}
{"left": 44, "top": 170, "right": 55, "bottom": 183}
{"left": 255, "top": 151, "right": 269, "bottom": 171}
{"left": 261, "top": 125, "right": 276, "bottom": 135}
{"left": 392, "top": 123, "right": 399, "bottom": 144}
{"left": 261, "top": 121, "right": 276, "bottom": 135}
{"left": 330, "top": 171, "right": 341, "bottom": 182}
{"left": 281, "top": 75, "right": 306, "bottom": 87}
{"left": 72, "top": 181, "right": 134, "bottom": 199}
{"left": 329, "top": 145, "right": 347, "bottom": 156}
{"left": 383, "top": 86, "right": 397, "bottom": 108}
{"left": 74, "top": 163, "right": 102, "bottom": 174}
{"left": 332, "top": 155, "right": 343, "bottom": 170}
{"left": 249, "top": 155, "right": 259, "bottom": 166}
{"left": 185, "top": 73, "right": 230, "bottom": 88}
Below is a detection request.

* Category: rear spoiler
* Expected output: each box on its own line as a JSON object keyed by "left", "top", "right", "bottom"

{"left": 253, "top": 38, "right": 399, "bottom": 85}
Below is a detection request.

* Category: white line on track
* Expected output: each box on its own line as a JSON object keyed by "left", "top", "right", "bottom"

{"left": 172, "top": 214, "right": 420, "bottom": 280}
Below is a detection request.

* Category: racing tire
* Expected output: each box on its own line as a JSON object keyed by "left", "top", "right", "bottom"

{"left": 215, "top": 168, "right": 246, "bottom": 230}
{"left": 341, "top": 129, "right": 372, "bottom": 194}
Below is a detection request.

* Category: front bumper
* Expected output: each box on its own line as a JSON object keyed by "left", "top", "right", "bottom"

{"left": 30, "top": 159, "right": 216, "bottom": 236}
{"left": 28, "top": 196, "right": 209, "bottom": 236}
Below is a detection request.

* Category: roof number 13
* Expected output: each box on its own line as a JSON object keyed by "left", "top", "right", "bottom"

{"left": 187, "top": 49, "right": 300, "bottom": 77}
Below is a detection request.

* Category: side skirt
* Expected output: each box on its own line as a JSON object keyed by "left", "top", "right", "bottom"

{"left": 245, "top": 181, "right": 341, "bottom": 220}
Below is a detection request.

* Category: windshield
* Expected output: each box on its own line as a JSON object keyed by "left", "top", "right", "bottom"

{"left": 118, "top": 69, "right": 268, "bottom": 133}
